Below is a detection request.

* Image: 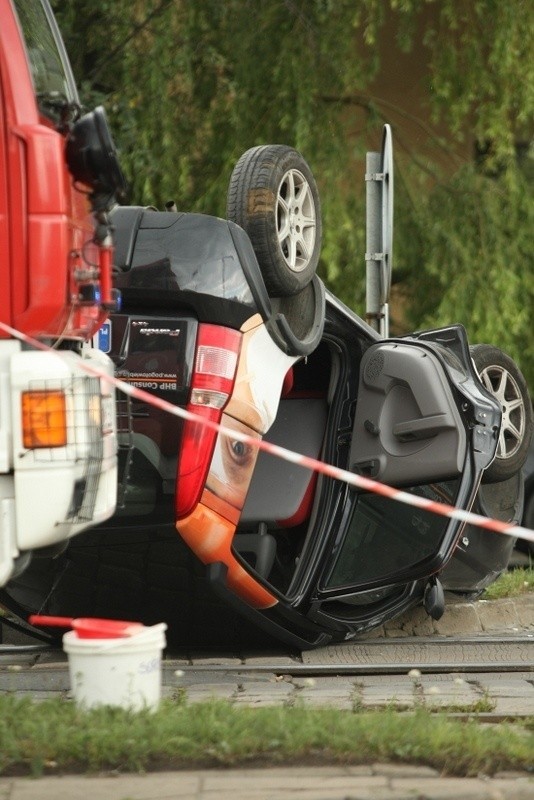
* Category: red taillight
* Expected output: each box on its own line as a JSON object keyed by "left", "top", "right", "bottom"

{"left": 176, "top": 324, "right": 241, "bottom": 519}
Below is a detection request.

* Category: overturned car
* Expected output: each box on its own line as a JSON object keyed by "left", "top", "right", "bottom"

{"left": 3, "top": 137, "right": 532, "bottom": 649}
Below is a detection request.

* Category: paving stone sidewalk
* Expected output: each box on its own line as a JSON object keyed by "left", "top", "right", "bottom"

{"left": 0, "top": 765, "right": 533, "bottom": 800}
{"left": 0, "top": 595, "right": 533, "bottom": 713}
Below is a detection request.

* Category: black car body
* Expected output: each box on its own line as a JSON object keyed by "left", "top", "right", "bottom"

{"left": 90, "top": 200, "right": 522, "bottom": 648}
{"left": 3, "top": 145, "right": 531, "bottom": 649}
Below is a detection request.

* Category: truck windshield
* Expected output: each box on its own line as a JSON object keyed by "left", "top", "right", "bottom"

{"left": 14, "top": 0, "right": 78, "bottom": 123}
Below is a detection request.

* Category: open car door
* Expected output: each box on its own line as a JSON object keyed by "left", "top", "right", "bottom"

{"left": 316, "top": 338, "right": 474, "bottom": 599}
{"left": 350, "top": 340, "right": 467, "bottom": 486}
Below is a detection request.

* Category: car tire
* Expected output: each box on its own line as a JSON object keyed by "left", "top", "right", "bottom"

{"left": 227, "top": 145, "right": 322, "bottom": 296}
{"left": 440, "top": 472, "right": 522, "bottom": 597}
{"left": 470, "top": 344, "right": 533, "bottom": 483}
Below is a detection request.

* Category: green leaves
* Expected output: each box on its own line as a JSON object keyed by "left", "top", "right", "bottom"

{"left": 52, "top": 0, "right": 533, "bottom": 389}
{"left": 402, "top": 164, "right": 534, "bottom": 387}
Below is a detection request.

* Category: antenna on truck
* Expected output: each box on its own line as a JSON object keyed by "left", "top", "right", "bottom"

{"left": 365, "top": 124, "right": 394, "bottom": 338}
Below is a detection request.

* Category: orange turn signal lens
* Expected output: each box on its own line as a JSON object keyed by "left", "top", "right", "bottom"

{"left": 21, "top": 391, "right": 67, "bottom": 449}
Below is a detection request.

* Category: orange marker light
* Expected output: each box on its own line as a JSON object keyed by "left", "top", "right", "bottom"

{"left": 21, "top": 391, "right": 68, "bottom": 448}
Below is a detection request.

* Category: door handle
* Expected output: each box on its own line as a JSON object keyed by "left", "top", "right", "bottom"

{"left": 393, "top": 414, "right": 454, "bottom": 442}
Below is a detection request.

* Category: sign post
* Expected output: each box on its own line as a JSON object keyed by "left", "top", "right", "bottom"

{"left": 365, "top": 124, "right": 394, "bottom": 337}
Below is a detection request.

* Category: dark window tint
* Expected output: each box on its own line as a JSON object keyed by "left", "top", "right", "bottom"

{"left": 324, "top": 480, "right": 460, "bottom": 589}
{"left": 130, "top": 216, "right": 256, "bottom": 306}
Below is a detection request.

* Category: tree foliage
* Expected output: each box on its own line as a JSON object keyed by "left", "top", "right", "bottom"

{"left": 53, "top": 0, "right": 534, "bottom": 387}
{"left": 402, "top": 166, "right": 534, "bottom": 375}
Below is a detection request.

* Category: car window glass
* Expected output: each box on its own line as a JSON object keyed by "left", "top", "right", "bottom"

{"left": 14, "top": 0, "right": 76, "bottom": 121}
{"left": 131, "top": 225, "right": 256, "bottom": 306}
{"left": 323, "top": 480, "right": 460, "bottom": 589}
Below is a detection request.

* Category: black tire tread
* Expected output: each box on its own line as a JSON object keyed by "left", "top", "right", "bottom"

{"left": 471, "top": 344, "right": 533, "bottom": 483}
{"left": 227, "top": 145, "right": 321, "bottom": 296}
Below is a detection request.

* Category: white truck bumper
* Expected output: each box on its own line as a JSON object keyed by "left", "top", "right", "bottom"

{"left": 0, "top": 345, "right": 118, "bottom": 586}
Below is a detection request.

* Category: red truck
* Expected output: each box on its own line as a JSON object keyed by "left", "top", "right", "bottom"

{"left": 0, "top": 0, "right": 125, "bottom": 585}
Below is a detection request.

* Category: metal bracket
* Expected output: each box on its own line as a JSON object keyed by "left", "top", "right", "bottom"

{"left": 365, "top": 171, "right": 385, "bottom": 182}
{"left": 365, "top": 311, "right": 385, "bottom": 321}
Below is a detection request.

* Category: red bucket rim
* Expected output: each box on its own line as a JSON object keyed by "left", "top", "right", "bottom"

{"left": 71, "top": 619, "right": 146, "bottom": 638}
{"left": 29, "top": 614, "right": 145, "bottom": 639}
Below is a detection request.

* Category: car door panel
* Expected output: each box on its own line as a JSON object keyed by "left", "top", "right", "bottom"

{"left": 350, "top": 341, "right": 467, "bottom": 486}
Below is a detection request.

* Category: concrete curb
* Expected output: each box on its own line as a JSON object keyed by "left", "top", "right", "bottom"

{"left": 369, "top": 594, "right": 534, "bottom": 639}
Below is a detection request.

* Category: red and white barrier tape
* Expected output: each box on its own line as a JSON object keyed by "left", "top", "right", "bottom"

{"left": 2, "top": 321, "right": 533, "bottom": 545}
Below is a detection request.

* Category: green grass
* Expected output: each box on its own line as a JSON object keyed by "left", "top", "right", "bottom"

{"left": 0, "top": 695, "right": 532, "bottom": 778}
{"left": 483, "top": 567, "right": 534, "bottom": 600}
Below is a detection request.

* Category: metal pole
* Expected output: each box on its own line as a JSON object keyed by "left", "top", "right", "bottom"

{"left": 379, "top": 124, "right": 394, "bottom": 338}
{"left": 365, "top": 151, "right": 383, "bottom": 334}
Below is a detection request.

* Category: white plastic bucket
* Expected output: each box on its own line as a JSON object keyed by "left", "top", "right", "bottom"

{"left": 63, "top": 623, "right": 167, "bottom": 711}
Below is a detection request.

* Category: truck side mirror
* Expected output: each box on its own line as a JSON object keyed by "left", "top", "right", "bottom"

{"left": 66, "top": 105, "right": 128, "bottom": 209}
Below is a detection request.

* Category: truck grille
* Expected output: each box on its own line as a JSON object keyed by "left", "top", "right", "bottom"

{"left": 24, "top": 375, "right": 107, "bottom": 523}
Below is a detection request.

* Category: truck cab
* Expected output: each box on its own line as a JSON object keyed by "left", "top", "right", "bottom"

{"left": 0, "top": 0, "right": 125, "bottom": 585}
